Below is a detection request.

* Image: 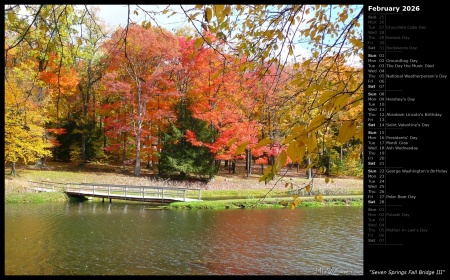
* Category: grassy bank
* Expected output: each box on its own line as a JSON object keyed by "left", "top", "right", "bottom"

{"left": 5, "top": 192, "right": 69, "bottom": 203}
{"left": 167, "top": 195, "right": 363, "bottom": 210}
{"left": 5, "top": 162, "right": 363, "bottom": 208}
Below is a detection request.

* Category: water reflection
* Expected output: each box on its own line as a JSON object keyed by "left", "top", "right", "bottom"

{"left": 5, "top": 202, "right": 363, "bottom": 275}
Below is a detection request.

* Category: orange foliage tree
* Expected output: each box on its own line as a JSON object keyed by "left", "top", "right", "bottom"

{"left": 101, "top": 25, "right": 180, "bottom": 175}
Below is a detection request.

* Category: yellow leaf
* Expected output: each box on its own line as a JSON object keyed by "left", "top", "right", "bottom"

{"left": 259, "top": 166, "right": 273, "bottom": 182}
{"left": 286, "top": 141, "right": 298, "bottom": 162}
{"left": 314, "top": 194, "right": 323, "bottom": 202}
{"left": 134, "top": 10, "right": 139, "bottom": 16}
{"left": 238, "top": 63, "right": 247, "bottom": 72}
{"left": 293, "top": 194, "right": 298, "bottom": 199}
{"left": 297, "top": 144, "right": 306, "bottom": 163}
{"left": 314, "top": 35, "right": 321, "bottom": 44}
{"left": 350, "top": 37, "right": 363, "bottom": 49}
{"left": 214, "top": 5, "right": 225, "bottom": 15}
{"left": 285, "top": 183, "right": 289, "bottom": 188}
{"left": 205, "top": 35, "right": 212, "bottom": 45}
{"left": 290, "top": 18, "right": 296, "bottom": 26}
{"left": 282, "top": 133, "right": 296, "bottom": 145}
{"left": 333, "top": 94, "right": 350, "bottom": 112}
{"left": 274, "top": 150, "right": 287, "bottom": 172}
{"left": 77, "top": 38, "right": 82, "bottom": 45}
{"left": 307, "top": 114, "right": 326, "bottom": 132}
{"left": 211, "top": 69, "right": 222, "bottom": 80}
{"left": 194, "top": 38, "right": 204, "bottom": 49}
{"left": 318, "top": 91, "right": 337, "bottom": 106}
{"left": 235, "top": 141, "right": 249, "bottom": 155}
{"left": 205, "top": 7, "right": 213, "bottom": 23}
{"left": 142, "top": 21, "right": 152, "bottom": 29}
{"left": 255, "top": 137, "right": 273, "bottom": 148}
{"left": 223, "top": 6, "right": 231, "bottom": 16}
{"left": 286, "top": 139, "right": 305, "bottom": 162}
{"left": 338, "top": 121, "right": 356, "bottom": 144}
{"left": 325, "top": 177, "right": 330, "bottom": 184}
{"left": 304, "top": 133, "right": 317, "bottom": 153}
{"left": 195, "top": 4, "right": 203, "bottom": 9}
{"left": 227, "top": 138, "right": 236, "bottom": 147}
{"left": 305, "top": 185, "right": 311, "bottom": 192}
{"left": 355, "top": 126, "right": 363, "bottom": 143}
{"left": 292, "top": 125, "right": 306, "bottom": 134}
{"left": 8, "top": 11, "right": 15, "bottom": 22}
{"left": 263, "top": 166, "right": 272, "bottom": 177}
{"left": 290, "top": 202, "right": 296, "bottom": 210}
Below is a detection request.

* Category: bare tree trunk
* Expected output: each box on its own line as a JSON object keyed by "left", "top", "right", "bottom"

{"left": 81, "top": 86, "right": 90, "bottom": 165}
{"left": 134, "top": 135, "right": 141, "bottom": 176}
{"left": 306, "top": 157, "right": 312, "bottom": 179}
{"left": 10, "top": 162, "right": 17, "bottom": 176}
{"left": 134, "top": 90, "right": 143, "bottom": 176}
{"left": 122, "top": 132, "right": 127, "bottom": 172}
{"left": 246, "top": 148, "right": 252, "bottom": 177}
{"left": 248, "top": 149, "right": 252, "bottom": 175}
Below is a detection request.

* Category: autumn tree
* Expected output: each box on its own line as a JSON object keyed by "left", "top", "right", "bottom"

{"left": 101, "top": 24, "right": 180, "bottom": 176}
{"left": 4, "top": 67, "right": 52, "bottom": 175}
{"left": 175, "top": 4, "right": 363, "bottom": 205}
{"left": 70, "top": 5, "right": 110, "bottom": 164}
{"left": 4, "top": 5, "right": 76, "bottom": 173}
{"left": 4, "top": 4, "right": 364, "bottom": 197}
{"left": 5, "top": 5, "right": 85, "bottom": 165}
{"left": 178, "top": 34, "right": 263, "bottom": 175}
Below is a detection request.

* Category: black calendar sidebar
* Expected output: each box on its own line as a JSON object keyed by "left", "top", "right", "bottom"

{"left": 364, "top": 3, "right": 448, "bottom": 277}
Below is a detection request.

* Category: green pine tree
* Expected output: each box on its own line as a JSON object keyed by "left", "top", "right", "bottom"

{"left": 157, "top": 98, "right": 218, "bottom": 181}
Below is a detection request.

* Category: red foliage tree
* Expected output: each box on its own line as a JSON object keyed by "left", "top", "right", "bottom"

{"left": 101, "top": 25, "right": 180, "bottom": 175}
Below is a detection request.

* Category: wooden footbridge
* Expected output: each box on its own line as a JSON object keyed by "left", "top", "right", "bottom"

{"left": 28, "top": 181, "right": 202, "bottom": 204}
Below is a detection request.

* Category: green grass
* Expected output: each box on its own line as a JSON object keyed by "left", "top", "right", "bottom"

{"left": 168, "top": 195, "right": 363, "bottom": 210}
{"left": 5, "top": 192, "right": 69, "bottom": 203}
{"left": 5, "top": 165, "right": 363, "bottom": 208}
{"left": 198, "top": 189, "right": 289, "bottom": 200}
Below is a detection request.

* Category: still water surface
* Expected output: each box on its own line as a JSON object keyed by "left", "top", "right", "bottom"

{"left": 5, "top": 202, "right": 363, "bottom": 275}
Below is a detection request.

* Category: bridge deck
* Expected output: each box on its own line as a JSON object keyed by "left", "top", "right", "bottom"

{"left": 28, "top": 181, "right": 202, "bottom": 203}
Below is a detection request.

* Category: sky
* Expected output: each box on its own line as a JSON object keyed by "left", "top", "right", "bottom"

{"left": 96, "top": 5, "right": 193, "bottom": 31}
{"left": 93, "top": 4, "right": 361, "bottom": 66}
{"left": 95, "top": 4, "right": 310, "bottom": 62}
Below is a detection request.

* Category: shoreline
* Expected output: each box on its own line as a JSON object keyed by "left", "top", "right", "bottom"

{"left": 4, "top": 190, "right": 363, "bottom": 210}
{"left": 5, "top": 163, "right": 363, "bottom": 209}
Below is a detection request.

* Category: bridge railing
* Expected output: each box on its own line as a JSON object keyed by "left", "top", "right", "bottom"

{"left": 73, "top": 183, "right": 201, "bottom": 201}
{"left": 27, "top": 180, "right": 66, "bottom": 192}
{"left": 27, "top": 181, "right": 202, "bottom": 201}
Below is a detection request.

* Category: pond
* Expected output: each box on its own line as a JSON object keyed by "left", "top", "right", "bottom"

{"left": 5, "top": 202, "right": 363, "bottom": 275}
